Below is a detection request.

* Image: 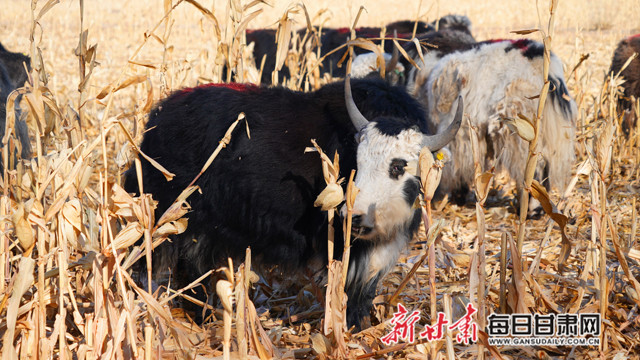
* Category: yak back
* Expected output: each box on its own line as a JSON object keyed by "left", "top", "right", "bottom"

{"left": 0, "top": 43, "right": 31, "bottom": 87}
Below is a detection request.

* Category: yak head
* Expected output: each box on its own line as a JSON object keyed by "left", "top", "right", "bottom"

{"left": 340, "top": 75, "right": 463, "bottom": 240}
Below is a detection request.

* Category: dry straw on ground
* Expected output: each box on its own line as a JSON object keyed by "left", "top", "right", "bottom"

{"left": 1, "top": 0, "right": 640, "bottom": 359}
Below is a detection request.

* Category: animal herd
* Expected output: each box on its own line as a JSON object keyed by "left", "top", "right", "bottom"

{"left": 2, "top": 14, "right": 640, "bottom": 330}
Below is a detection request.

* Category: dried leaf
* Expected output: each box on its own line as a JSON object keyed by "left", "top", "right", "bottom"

{"left": 511, "top": 28, "right": 539, "bottom": 35}
{"left": 275, "top": 10, "right": 293, "bottom": 71}
{"left": 529, "top": 180, "right": 573, "bottom": 271}
{"left": 61, "top": 198, "right": 82, "bottom": 232}
{"left": 12, "top": 204, "right": 34, "bottom": 255}
{"left": 314, "top": 183, "right": 344, "bottom": 211}
{"left": 311, "top": 333, "right": 331, "bottom": 355}
{"left": 393, "top": 38, "right": 420, "bottom": 70}
{"left": 505, "top": 116, "right": 535, "bottom": 142}
{"left": 475, "top": 172, "right": 494, "bottom": 204}
{"left": 185, "top": 0, "right": 221, "bottom": 38}
{"left": 155, "top": 199, "right": 191, "bottom": 228}
{"left": 506, "top": 232, "right": 528, "bottom": 314}
{"left": 595, "top": 117, "right": 615, "bottom": 176}
{"left": 96, "top": 75, "right": 147, "bottom": 100}
{"left": 60, "top": 198, "right": 83, "bottom": 250}
{"left": 418, "top": 147, "right": 443, "bottom": 200}
{"left": 105, "top": 222, "right": 144, "bottom": 254}
{"left": 2, "top": 257, "right": 35, "bottom": 360}
{"left": 217, "top": 280, "right": 234, "bottom": 313}
{"left": 152, "top": 218, "right": 188, "bottom": 239}
{"left": 127, "top": 59, "right": 157, "bottom": 69}
{"left": 35, "top": 0, "right": 60, "bottom": 22}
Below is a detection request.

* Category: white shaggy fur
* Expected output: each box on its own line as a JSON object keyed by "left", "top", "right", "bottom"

{"left": 407, "top": 50, "right": 446, "bottom": 99}
{"left": 423, "top": 40, "right": 576, "bottom": 195}
{"left": 351, "top": 52, "right": 405, "bottom": 81}
{"left": 404, "top": 29, "right": 476, "bottom": 100}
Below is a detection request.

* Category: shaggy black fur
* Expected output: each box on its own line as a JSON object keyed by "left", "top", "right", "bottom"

{"left": 124, "top": 78, "right": 428, "bottom": 329}
{"left": 609, "top": 34, "right": 640, "bottom": 136}
{"left": 0, "top": 42, "right": 32, "bottom": 172}
{"left": 0, "top": 42, "right": 31, "bottom": 87}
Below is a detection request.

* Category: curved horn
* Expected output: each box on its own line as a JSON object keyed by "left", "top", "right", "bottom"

{"left": 422, "top": 96, "right": 463, "bottom": 150}
{"left": 345, "top": 74, "right": 369, "bottom": 131}
{"left": 385, "top": 30, "right": 399, "bottom": 73}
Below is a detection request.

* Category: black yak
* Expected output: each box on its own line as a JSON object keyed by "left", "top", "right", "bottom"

{"left": 0, "top": 42, "right": 31, "bottom": 170}
{"left": 124, "top": 77, "right": 462, "bottom": 329}
{"left": 0, "top": 42, "right": 31, "bottom": 87}
{"left": 609, "top": 34, "right": 640, "bottom": 136}
{"left": 240, "top": 19, "right": 434, "bottom": 84}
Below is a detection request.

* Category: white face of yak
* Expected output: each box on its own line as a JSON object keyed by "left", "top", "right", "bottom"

{"left": 342, "top": 123, "right": 424, "bottom": 240}
{"left": 340, "top": 76, "right": 463, "bottom": 240}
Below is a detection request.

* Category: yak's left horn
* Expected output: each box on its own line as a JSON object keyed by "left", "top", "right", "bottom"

{"left": 345, "top": 74, "right": 370, "bottom": 131}
{"left": 385, "top": 30, "right": 399, "bottom": 73}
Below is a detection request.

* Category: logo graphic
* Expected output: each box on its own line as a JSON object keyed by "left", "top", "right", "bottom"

{"left": 381, "top": 303, "right": 478, "bottom": 346}
{"left": 380, "top": 305, "right": 601, "bottom": 347}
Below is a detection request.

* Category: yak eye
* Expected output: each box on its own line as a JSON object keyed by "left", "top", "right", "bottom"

{"left": 389, "top": 158, "right": 407, "bottom": 179}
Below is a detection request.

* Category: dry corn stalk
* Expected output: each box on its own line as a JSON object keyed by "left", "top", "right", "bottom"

{"left": 515, "top": 0, "right": 558, "bottom": 255}
{"left": 305, "top": 139, "right": 349, "bottom": 356}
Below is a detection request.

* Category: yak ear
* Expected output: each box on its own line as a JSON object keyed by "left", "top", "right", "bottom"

{"left": 433, "top": 64, "right": 463, "bottom": 114}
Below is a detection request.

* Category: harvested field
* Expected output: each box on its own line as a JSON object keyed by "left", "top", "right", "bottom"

{"left": 1, "top": 0, "right": 640, "bottom": 359}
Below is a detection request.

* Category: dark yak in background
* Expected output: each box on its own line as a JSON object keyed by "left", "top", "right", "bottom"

{"left": 609, "top": 34, "right": 640, "bottom": 136}
{"left": 0, "top": 42, "right": 31, "bottom": 87}
{"left": 0, "top": 42, "right": 32, "bottom": 170}
{"left": 318, "top": 20, "right": 432, "bottom": 79}
{"left": 239, "top": 18, "right": 444, "bottom": 84}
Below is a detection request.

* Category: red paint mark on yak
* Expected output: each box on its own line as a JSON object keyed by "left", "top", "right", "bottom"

{"left": 181, "top": 83, "right": 259, "bottom": 94}
{"left": 510, "top": 39, "right": 532, "bottom": 50}
{"left": 171, "top": 83, "right": 260, "bottom": 102}
{"left": 336, "top": 27, "right": 375, "bottom": 36}
{"left": 484, "top": 38, "right": 508, "bottom": 44}
{"left": 485, "top": 39, "right": 532, "bottom": 51}
{"left": 199, "top": 83, "right": 259, "bottom": 92}
{"left": 628, "top": 33, "right": 640, "bottom": 40}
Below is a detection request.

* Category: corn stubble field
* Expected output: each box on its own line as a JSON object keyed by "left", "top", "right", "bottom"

{"left": 1, "top": 0, "right": 640, "bottom": 359}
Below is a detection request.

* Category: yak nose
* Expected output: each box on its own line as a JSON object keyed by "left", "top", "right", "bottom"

{"left": 349, "top": 213, "right": 373, "bottom": 238}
